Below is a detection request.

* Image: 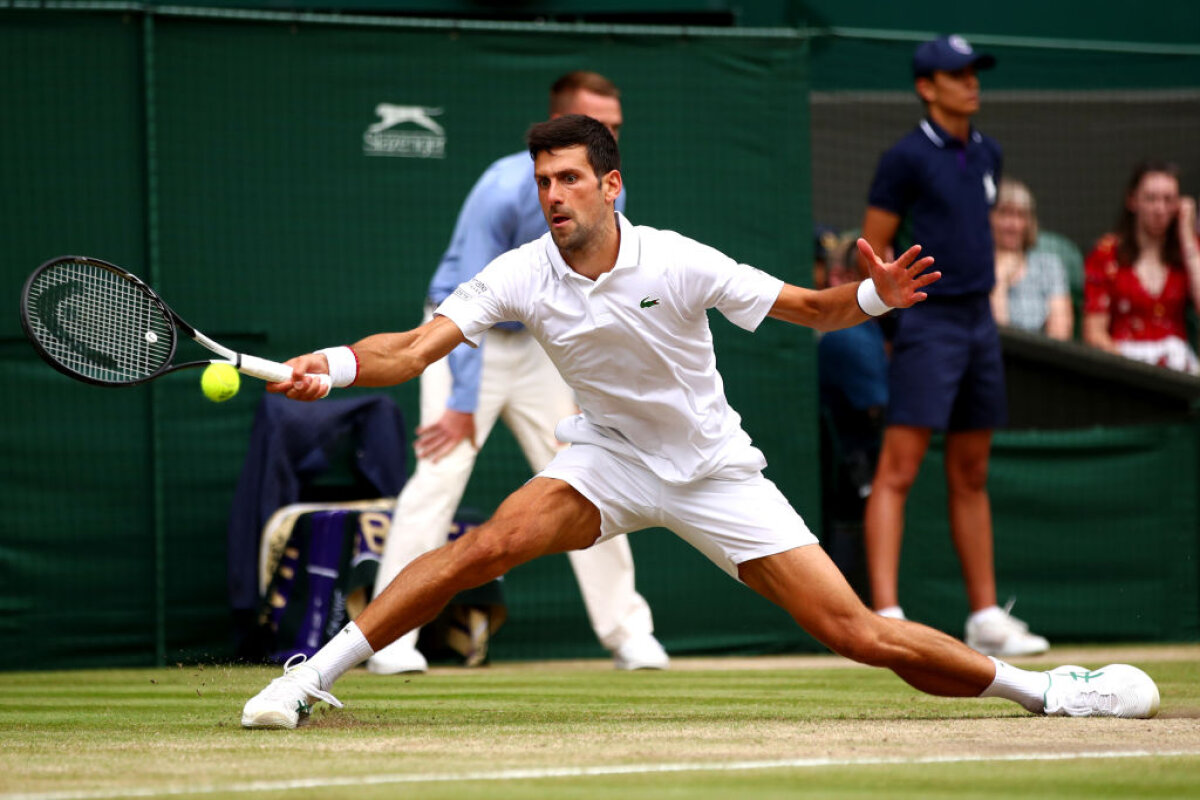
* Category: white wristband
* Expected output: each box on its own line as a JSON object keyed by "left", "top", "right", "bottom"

{"left": 856, "top": 279, "right": 893, "bottom": 317}
{"left": 315, "top": 346, "right": 359, "bottom": 388}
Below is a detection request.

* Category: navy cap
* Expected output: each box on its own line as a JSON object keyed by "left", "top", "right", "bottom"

{"left": 912, "top": 35, "right": 996, "bottom": 78}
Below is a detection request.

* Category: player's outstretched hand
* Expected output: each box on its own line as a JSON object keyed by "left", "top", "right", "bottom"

{"left": 857, "top": 238, "right": 941, "bottom": 309}
{"left": 267, "top": 353, "right": 332, "bottom": 401}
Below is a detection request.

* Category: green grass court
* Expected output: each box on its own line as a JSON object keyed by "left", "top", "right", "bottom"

{"left": 3, "top": 645, "right": 1197, "bottom": 800}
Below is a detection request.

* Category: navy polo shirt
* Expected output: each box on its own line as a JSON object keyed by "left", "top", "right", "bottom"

{"left": 867, "top": 118, "right": 1002, "bottom": 297}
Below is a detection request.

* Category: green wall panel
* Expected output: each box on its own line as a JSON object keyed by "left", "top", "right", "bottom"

{"left": 3, "top": 8, "right": 1196, "bottom": 670}
{"left": 2, "top": 10, "right": 814, "bottom": 668}
{"left": 898, "top": 425, "right": 1199, "bottom": 643}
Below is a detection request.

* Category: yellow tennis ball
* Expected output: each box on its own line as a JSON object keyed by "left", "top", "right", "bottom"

{"left": 201, "top": 363, "right": 240, "bottom": 402}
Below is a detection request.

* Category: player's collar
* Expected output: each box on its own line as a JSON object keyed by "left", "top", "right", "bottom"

{"left": 544, "top": 211, "right": 640, "bottom": 279}
{"left": 613, "top": 212, "right": 641, "bottom": 272}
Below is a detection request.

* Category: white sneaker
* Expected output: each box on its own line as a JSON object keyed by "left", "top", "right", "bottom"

{"left": 612, "top": 634, "right": 670, "bottom": 670}
{"left": 241, "top": 655, "right": 344, "bottom": 729}
{"left": 965, "top": 601, "right": 1050, "bottom": 657}
{"left": 366, "top": 639, "right": 429, "bottom": 675}
{"left": 1043, "top": 664, "right": 1160, "bottom": 719}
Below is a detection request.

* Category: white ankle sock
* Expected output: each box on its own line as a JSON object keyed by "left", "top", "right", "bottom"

{"left": 305, "top": 622, "right": 375, "bottom": 690}
{"left": 876, "top": 606, "right": 906, "bottom": 620}
{"left": 979, "top": 656, "right": 1048, "bottom": 713}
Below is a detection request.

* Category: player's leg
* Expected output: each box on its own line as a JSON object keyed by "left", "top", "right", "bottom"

{"left": 242, "top": 477, "right": 602, "bottom": 728}
{"left": 740, "top": 544, "right": 994, "bottom": 696}
{"left": 502, "top": 332, "right": 665, "bottom": 668}
{"left": 368, "top": 343, "right": 505, "bottom": 673}
{"left": 737, "top": 543, "right": 1157, "bottom": 718}
{"left": 358, "top": 477, "right": 601, "bottom": 649}
{"left": 863, "top": 424, "right": 931, "bottom": 614}
{"left": 666, "top": 471, "right": 992, "bottom": 696}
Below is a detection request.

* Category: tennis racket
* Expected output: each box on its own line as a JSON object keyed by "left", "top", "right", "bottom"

{"left": 19, "top": 255, "right": 330, "bottom": 392}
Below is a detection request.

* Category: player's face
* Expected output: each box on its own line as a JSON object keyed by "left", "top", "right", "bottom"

{"left": 918, "top": 66, "right": 981, "bottom": 118}
{"left": 1128, "top": 171, "right": 1180, "bottom": 240}
{"left": 535, "top": 145, "right": 620, "bottom": 254}
{"left": 562, "top": 90, "right": 624, "bottom": 141}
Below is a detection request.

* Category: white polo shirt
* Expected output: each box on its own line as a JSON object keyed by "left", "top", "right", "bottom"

{"left": 436, "top": 212, "right": 785, "bottom": 485}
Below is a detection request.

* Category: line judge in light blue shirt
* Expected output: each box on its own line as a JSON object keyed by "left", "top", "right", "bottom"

{"left": 367, "top": 71, "right": 667, "bottom": 675}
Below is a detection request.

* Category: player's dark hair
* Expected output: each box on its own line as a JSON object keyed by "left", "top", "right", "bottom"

{"left": 526, "top": 114, "right": 620, "bottom": 178}
{"left": 1116, "top": 160, "right": 1182, "bottom": 267}
{"left": 548, "top": 71, "right": 620, "bottom": 115}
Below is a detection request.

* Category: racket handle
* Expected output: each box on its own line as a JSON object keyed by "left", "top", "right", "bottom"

{"left": 237, "top": 355, "right": 295, "bottom": 383}
{"left": 236, "top": 355, "right": 333, "bottom": 397}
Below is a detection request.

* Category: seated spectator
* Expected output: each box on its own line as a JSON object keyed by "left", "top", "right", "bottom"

{"left": 990, "top": 178, "right": 1073, "bottom": 340}
{"left": 1083, "top": 160, "right": 1200, "bottom": 374}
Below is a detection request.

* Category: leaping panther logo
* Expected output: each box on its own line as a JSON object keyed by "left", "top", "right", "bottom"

{"left": 367, "top": 105, "right": 444, "bottom": 136}
{"left": 363, "top": 104, "right": 446, "bottom": 159}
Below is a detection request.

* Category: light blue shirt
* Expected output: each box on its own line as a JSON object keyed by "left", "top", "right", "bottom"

{"left": 428, "top": 150, "right": 626, "bottom": 412}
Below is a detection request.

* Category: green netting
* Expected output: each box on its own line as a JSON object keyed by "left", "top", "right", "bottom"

{"left": 1, "top": 9, "right": 813, "bottom": 668}
{"left": 1, "top": 8, "right": 1197, "bottom": 670}
{"left": 901, "top": 425, "right": 1199, "bottom": 642}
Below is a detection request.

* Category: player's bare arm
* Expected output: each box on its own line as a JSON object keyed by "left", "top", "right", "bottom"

{"left": 271, "top": 314, "right": 467, "bottom": 401}
{"left": 767, "top": 239, "right": 939, "bottom": 331}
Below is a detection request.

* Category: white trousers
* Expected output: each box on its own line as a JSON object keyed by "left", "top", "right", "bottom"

{"left": 373, "top": 326, "right": 655, "bottom": 652}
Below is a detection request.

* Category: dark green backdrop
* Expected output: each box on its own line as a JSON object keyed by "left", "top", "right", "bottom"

{"left": 2, "top": 9, "right": 1197, "bottom": 671}
{"left": 0, "top": 11, "right": 815, "bottom": 668}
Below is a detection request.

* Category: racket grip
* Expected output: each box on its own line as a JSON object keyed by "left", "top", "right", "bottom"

{"left": 237, "top": 355, "right": 295, "bottom": 383}
{"left": 237, "top": 355, "right": 333, "bottom": 397}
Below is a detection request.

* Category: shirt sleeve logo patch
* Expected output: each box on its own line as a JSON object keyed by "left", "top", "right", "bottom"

{"left": 454, "top": 278, "right": 491, "bottom": 301}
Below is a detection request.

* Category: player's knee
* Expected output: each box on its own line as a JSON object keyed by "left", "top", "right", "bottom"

{"left": 820, "top": 616, "right": 896, "bottom": 667}
{"left": 456, "top": 511, "right": 559, "bottom": 577}
{"left": 441, "top": 525, "right": 520, "bottom": 585}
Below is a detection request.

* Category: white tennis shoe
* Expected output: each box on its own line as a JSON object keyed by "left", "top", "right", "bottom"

{"left": 241, "top": 655, "right": 344, "bottom": 729}
{"left": 965, "top": 602, "right": 1050, "bottom": 657}
{"left": 612, "top": 633, "right": 670, "bottom": 670}
{"left": 1042, "top": 664, "right": 1160, "bottom": 718}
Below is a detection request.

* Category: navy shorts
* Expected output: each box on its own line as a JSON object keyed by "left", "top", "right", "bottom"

{"left": 886, "top": 293, "right": 1007, "bottom": 431}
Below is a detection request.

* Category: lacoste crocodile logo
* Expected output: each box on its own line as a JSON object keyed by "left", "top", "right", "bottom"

{"left": 640, "top": 297, "right": 660, "bottom": 309}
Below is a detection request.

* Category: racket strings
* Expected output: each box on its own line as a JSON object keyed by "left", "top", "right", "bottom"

{"left": 25, "top": 262, "right": 174, "bottom": 382}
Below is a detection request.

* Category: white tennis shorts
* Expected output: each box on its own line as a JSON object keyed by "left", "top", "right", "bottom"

{"left": 539, "top": 442, "right": 817, "bottom": 580}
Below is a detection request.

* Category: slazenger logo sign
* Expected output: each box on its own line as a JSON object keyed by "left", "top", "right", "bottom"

{"left": 363, "top": 104, "right": 445, "bottom": 158}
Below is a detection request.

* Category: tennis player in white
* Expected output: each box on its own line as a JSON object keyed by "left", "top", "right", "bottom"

{"left": 368, "top": 71, "right": 665, "bottom": 675}
{"left": 242, "top": 114, "right": 1159, "bottom": 728}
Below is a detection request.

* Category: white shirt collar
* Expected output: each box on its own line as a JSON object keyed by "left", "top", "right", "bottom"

{"left": 919, "top": 118, "right": 944, "bottom": 148}
{"left": 920, "top": 118, "right": 983, "bottom": 148}
{"left": 544, "top": 211, "right": 640, "bottom": 280}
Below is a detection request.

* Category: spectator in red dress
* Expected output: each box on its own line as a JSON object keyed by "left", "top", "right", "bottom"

{"left": 1083, "top": 161, "right": 1200, "bottom": 374}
